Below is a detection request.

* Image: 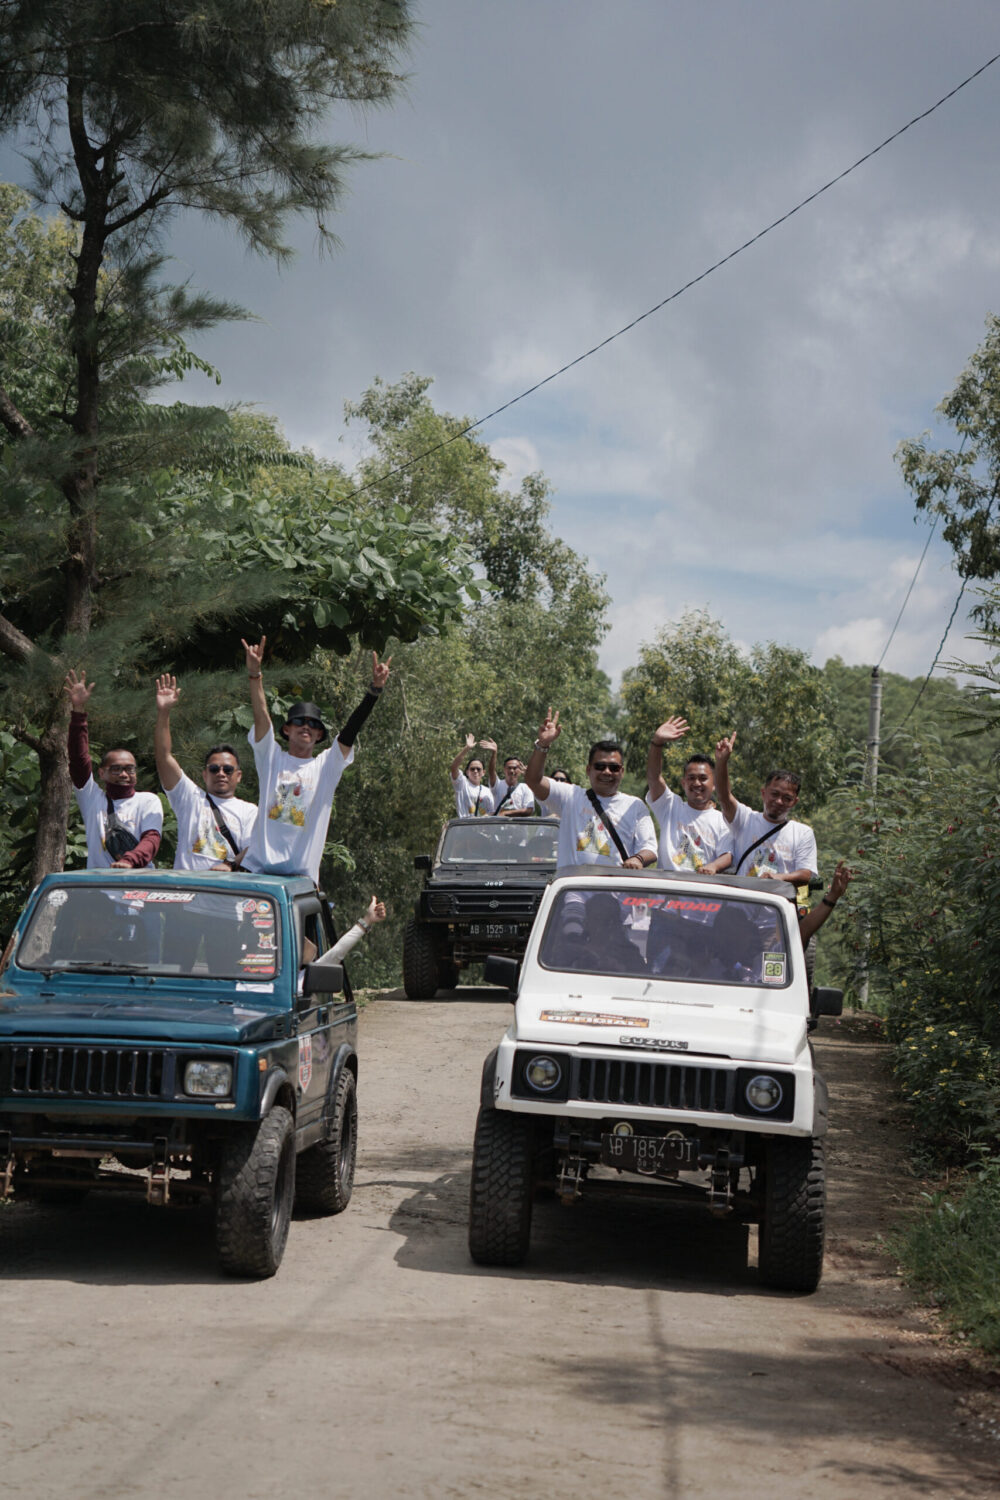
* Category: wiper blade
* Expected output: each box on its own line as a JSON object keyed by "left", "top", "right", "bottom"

{"left": 51, "top": 961, "right": 152, "bottom": 973}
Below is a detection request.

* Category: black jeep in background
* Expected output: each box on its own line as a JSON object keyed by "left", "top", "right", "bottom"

{"left": 403, "top": 817, "right": 558, "bottom": 998}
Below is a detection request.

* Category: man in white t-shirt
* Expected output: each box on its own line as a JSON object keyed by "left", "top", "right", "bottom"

{"left": 153, "top": 675, "right": 258, "bottom": 869}
{"left": 525, "top": 708, "right": 656, "bottom": 868}
{"left": 240, "top": 636, "right": 391, "bottom": 886}
{"left": 492, "top": 756, "right": 536, "bottom": 817}
{"left": 449, "top": 734, "right": 497, "bottom": 817}
{"left": 713, "top": 731, "right": 818, "bottom": 886}
{"left": 64, "top": 670, "right": 163, "bottom": 869}
{"left": 645, "top": 714, "right": 732, "bottom": 874}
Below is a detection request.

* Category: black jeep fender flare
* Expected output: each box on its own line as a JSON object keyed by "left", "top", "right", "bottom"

{"left": 259, "top": 1066, "right": 295, "bottom": 1120}
{"left": 320, "top": 1043, "right": 358, "bottom": 1137}
{"left": 479, "top": 1047, "right": 499, "bottom": 1109}
{"left": 811, "top": 1071, "right": 830, "bottom": 1137}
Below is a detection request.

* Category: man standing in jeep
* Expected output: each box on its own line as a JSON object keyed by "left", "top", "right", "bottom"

{"left": 153, "top": 674, "right": 258, "bottom": 869}
{"left": 492, "top": 755, "right": 536, "bottom": 818}
{"left": 64, "top": 670, "right": 163, "bottom": 869}
{"left": 646, "top": 714, "right": 732, "bottom": 875}
{"left": 525, "top": 708, "right": 656, "bottom": 868}
{"left": 713, "top": 731, "right": 817, "bottom": 885}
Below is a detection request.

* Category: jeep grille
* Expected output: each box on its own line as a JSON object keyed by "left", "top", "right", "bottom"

{"left": 570, "top": 1056, "right": 734, "bottom": 1113}
{"left": 427, "top": 889, "right": 541, "bottom": 920}
{"left": 3, "top": 1044, "right": 172, "bottom": 1101}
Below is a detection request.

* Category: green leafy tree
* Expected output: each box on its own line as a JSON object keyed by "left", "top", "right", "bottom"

{"left": 621, "top": 611, "right": 846, "bottom": 810}
{"left": 0, "top": 2, "right": 418, "bottom": 880}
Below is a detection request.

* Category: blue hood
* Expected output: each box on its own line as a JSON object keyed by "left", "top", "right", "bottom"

{"left": 0, "top": 988, "right": 287, "bottom": 1045}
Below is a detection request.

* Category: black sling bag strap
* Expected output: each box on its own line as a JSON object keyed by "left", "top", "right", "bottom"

{"left": 205, "top": 793, "right": 242, "bottom": 857}
{"left": 732, "top": 823, "right": 783, "bottom": 875}
{"left": 104, "top": 791, "right": 139, "bottom": 860}
{"left": 493, "top": 785, "right": 513, "bottom": 813}
{"left": 584, "top": 787, "right": 631, "bottom": 864}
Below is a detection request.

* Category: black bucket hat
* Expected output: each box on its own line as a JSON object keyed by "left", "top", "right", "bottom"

{"left": 280, "top": 700, "right": 329, "bottom": 743}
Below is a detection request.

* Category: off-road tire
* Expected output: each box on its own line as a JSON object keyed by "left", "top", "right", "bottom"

{"left": 215, "top": 1106, "right": 295, "bottom": 1279}
{"left": 757, "top": 1135, "right": 825, "bottom": 1293}
{"left": 468, "top": 1105, "right": 534, "bottom": 1266}
{"left": 403, "top": 919, "right": 440, "bottom": 999}
{"left": 295, "top": 1069, "right": 357, "bottom": 1215}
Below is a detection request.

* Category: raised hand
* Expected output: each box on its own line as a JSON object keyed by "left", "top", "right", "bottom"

{"left": 651, "top": 715, "right": 689, "bottom": 747}
{"left": 464, "top": 732, "right": 476, "bottom": 751}
{"left": 479, "top": 738, "right": 497, "bottom": 752}
{"left": 64, "top": 668, "right": 94, "bottom": 711}
{"left": 828, "top": 861, "right": 853, "bottom": 904}
{"left": 537, "top": 706, "right": 561, "bottom": 748}
{"left": 371, "top": 651, "right": 392, "bottom": 692}
{"left": 715, "top": 731, "right": 736, "bottom": 765}
{"left": 241, "top": 636, "right": 266, "bottom": 675}
{"left": 155, "top": 673, "right": 180, "bottom": 712}
{"left": 367, "top": 895, "right": 388, "bottom": 925}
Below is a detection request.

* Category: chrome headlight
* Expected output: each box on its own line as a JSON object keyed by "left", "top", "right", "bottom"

{"left": 184, "top": 1060, "right": 233, "bottom": 1097}
{"left": 525, "top": 1055, "right": 563, "bottom": 1092}
{"left": 744, "top": 1074, "right": 783, "bottom": 1113}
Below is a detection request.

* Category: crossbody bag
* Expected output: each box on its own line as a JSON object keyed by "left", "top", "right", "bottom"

{"left": 584, "top": 788, "right": 631, "bottom": 864}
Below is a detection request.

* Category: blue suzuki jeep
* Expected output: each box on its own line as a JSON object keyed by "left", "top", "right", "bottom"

{"left": 0, "top": 870, "right": 358, "bottom": 1278}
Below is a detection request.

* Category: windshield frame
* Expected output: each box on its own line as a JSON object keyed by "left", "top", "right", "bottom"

{"left": 536, "top": 885, "right": 795, "bottom": 989}
{"left": 436, "top": 817, "right": 559, "bottom": 867}
{"left": 15, "top": 882, "right": 284, "bottom": 983}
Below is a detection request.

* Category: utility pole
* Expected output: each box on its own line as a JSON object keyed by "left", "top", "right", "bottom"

{"left": 858, "top": 666, "right": 882, "bottom": 1006}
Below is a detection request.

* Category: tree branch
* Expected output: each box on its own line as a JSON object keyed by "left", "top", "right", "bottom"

{"left": 11, "top": 725, "right": 43, "bottom": 754}
{"left": 0, "top": 611, "right": 37, "bottom": 664}
{"left": 0, "top": 382, "right": 34, "bottom": 441}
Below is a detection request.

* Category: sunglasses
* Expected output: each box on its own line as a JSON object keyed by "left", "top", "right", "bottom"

{"left": 287, "top": 717, "right": 323, "bottom": 731}
{"left": 206, "top": 763, "right": 237, "bottom": 775}
{"left": 591, "top": 761, "right": 623, "bottom": 773}
{"left": 105, "top": 764, "right": 137, "bottom": 775}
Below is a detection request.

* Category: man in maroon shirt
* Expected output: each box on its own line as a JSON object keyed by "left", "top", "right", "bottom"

{"left": 64, "top": 670, "right": 163, "bottom": 868}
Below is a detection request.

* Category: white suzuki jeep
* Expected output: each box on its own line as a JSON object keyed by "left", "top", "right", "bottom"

{"left": 469, "top": 867, "right": 843, "bottom": 1292}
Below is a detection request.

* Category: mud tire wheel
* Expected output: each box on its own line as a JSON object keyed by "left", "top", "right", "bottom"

{"left": 403, "top": 919, "right": 440, "bottom": 999}
{"left": 215, "top": 1105, "right": 295, "bottom": 1279}
{"left": 468, "top": 1104, "right": 534, "bottom": 1266}
{"left": 757, "top": 1136, "right": 826, "bottom": 1293}
{"left": 295, "top": 1069, "right": 357, "bottom": 1216}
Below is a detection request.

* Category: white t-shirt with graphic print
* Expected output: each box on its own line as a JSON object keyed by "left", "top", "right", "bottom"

{"left": 243, "top": 727, "right": 354, "bottom": 886}
{"left": 452, "top": 771, "right": 494, "bottom": 818}
{"left": 491, "top": 780, "right": 535, "bottom": 815}
{"left": 542, "top": 779, "right": 656, "bottom": 868}
{"left": 166, "top": 772, "right": 259, "bottom": 870}
{"left": 728, "top": 801, "right": 818, "bottom": 881}
{"left": 646, "top": 786, "right": 732, "bottom": 873}
{"left": 74, "top": 780, "right": 163, "bottom": 869}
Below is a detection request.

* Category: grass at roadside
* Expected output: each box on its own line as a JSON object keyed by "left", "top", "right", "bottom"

{"left": 889, "top": 1157, "right": 1000, "bottom": 1357}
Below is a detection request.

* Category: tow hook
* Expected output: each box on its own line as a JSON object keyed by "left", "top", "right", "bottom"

{"left": 147, "top": 1136, "right": 170, "bottom": 1206}
{"left": 0, "top": 1129, "right": 13, "bottom": 1199}
{"left": 708, "top": 1149, "right": 733, "bottom": 1216}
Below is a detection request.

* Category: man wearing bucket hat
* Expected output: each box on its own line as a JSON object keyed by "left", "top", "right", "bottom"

{"left": 239, "top": 636, "right": 391, "bottom": 885}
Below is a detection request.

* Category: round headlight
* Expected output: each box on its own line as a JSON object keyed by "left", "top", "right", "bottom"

{"left": 184, "top": 1060, "right": 233, "bottom": 1097}
{"left": 745, "top": 1074, "right": 783, "bottom": 1113}
{"left": 525, "top": 1055, "right": 562, "bottom": 1092}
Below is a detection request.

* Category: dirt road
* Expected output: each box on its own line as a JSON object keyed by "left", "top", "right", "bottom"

{"left": 2, "top": 993, "right": 999, "bottom": 1499}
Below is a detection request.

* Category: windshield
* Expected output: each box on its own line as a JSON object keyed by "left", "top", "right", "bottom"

{"left": 17, "top": 885, "right": 281, "bottom": 981}
{"left": 438, "top": 821, "right": 558, "bottom": 865}
{"left": 538, "top": 888, "right": 792, "bottom": 988}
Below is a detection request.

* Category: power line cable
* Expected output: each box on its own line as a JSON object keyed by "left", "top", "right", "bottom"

{"left": 343, "top": 48, "right": 1000, "bottom": 504}
{"left": 876, "top": 514, "right": 939, "bottom": 669}
{"left": 883, "top": 577, "right": 970, "bottom": 744}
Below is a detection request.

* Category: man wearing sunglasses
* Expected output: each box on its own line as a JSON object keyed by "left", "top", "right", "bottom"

{"left": 153, "top": 674, "right": 258, "bottom": 869}
{"left": 64, "top": 670, "right": 163, "bottom": 868}
{"left": 239, "top": 635, "right": 391, "bottom": 885}
{"left": 525, "top": 708, "right": 657, "bottom": 868}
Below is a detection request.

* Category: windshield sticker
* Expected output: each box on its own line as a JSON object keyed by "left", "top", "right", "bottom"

{"left": 620, "top": 896, "right": 721, "bottom": 913}
{"left": 240, "top": 900, "right": 258, "bottom": 913}
{"left": 540, "top": 1009, "right": 648, "bottom": 1028}
{"left": 121, "top": 890, "right": 195, "bottom": 903}
{"left": 239, "top": 954, "right": 276, "bottom": 977}
{"left": 298, "top": 1035, "right": 313, "bottom": 1091}
{"left": 235, "top": 983, "right": 275, "bottom": 994}
{"left": 763, "top": 952, "right": 786, "bottom": 984}
{"left": 251, "top": 917, "right": 272, "bottom": 930}
{"left": 46, "top": 890, "right": 68, "bottom": 907}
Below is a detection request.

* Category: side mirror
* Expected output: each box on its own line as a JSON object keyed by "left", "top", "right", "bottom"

{"left": 302, "top": 961, "right": 344, "bottom": 997}
{"left": 484, "top": 954, "right": 519, "bottom": 996}
{"left": 810, "top": 986, "right": 843, "bottom": 1018}
{"left": 414, "top": 854, "right": 432, "bottom": 872}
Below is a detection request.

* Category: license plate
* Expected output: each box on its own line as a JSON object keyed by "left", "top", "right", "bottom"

{"left": 600, "top": 1132, "right": 699, "bottom": 1175}
{"left": 468, "top": 923, "right": 520, "bottom": 938}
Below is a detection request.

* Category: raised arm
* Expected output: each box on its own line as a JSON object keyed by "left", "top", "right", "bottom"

{"left": 450, "top": 733, "right": 476, "bottom": 781}
{"left": 64, "top": 669, "right": 95, "bottom": 788}
{"left": 337, "top": 651, "right": 392, "bottom": 759}
{"left": 241, "top": 636, "right": 271, "bottom": 743}
{"left": 480, "top": 738, "right": 498, "bottom": 788}
{"left": 646, "top": 715, "right": 689, "bottom": 801}
{"left": 154, "top": 674, "right": 184, "bottom": 792}
{"left": 525, "top": 708, "right": 560, "bottom": 800}
{"left": 798, "top": 861, "right": 852, "bottom": 943}
{"left": 713, "top": 732, "right": 738, "bottom": 823}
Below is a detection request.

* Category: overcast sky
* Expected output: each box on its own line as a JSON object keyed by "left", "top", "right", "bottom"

{"left": 12, "top": 2, "right": 1000, "bottom": 689}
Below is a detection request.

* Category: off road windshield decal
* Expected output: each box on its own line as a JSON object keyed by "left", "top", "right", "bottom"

{"left": 121, "top": 890, "right": 195, "bottom": 903}
{"left": 762, "top": 952, "right": 786, "bottom": 983}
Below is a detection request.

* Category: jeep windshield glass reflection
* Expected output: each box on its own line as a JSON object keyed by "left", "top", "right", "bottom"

{"left": 438, "top": 822, "right": 559, "bottom": 864}
{"left": 538, "top": 887, "right": 792, "bottom": 987}
{"left": 17, "top": 885, "right": 281, "bottom": 981}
